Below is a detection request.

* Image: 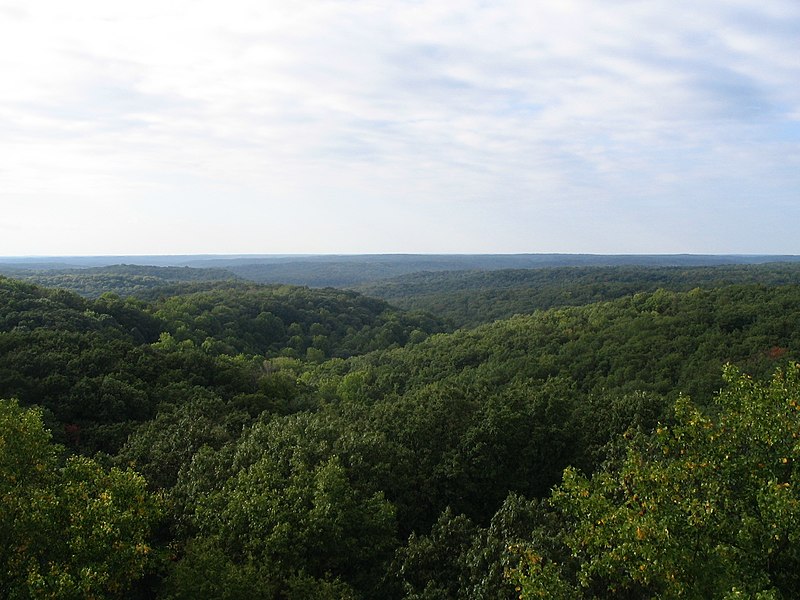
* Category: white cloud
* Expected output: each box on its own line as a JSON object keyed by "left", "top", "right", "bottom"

{"left": 1, "top": 0, "right": 798, "bottom": 254}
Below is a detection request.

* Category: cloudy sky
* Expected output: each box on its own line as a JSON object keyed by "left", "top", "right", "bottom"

{"left": 1, "top": 0, "right": 799, "bottom": 255}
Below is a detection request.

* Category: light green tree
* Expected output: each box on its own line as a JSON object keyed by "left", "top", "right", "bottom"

{"left": 512, "top": 365, "right": 800, "bottom": 598}
{"left": 0, "top": 399, "right": 160, "bottom": 599}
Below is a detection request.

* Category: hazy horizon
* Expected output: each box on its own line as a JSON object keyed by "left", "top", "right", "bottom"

{"left": 2, "top": 252, "right": 799, "bottom": 268}
{"left": 2, "top": 1, "right": 798, "bottom": 256}
{"left": 3, "top": 251, "right": 800, "bottom": 259}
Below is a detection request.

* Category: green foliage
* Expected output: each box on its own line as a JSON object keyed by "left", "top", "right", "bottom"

{"left": 162, "top": 537, "right": 280, "bottom": 600}
{"left": 11, "top": 264, "right": 238, "bottom": 299}
{"left": 0, "top": 399, "right": 160, "bottom": 599}
{"left": 296, "top": 284, "right": 800, "bottom": 535}
{"left": 388, "top": 494, "right": 567, "bottom": 600}
{"left": 356, "top": 263, "right": 800, "bottom": 327}
{"left": 149, "top": 283, "right": 445, "bottom": 359}
{"left": 390, "top": 507, "right": 479, "bottom": 599}
{"left": 117, "top": 392, "right": 248, "bottom": 489}
{"left": 0, "top": 275, "right": 442, "bottom": 455}
{"left": 170, "top": 448, "right": 396, "bottom": 597}
{"left": 165, "top": 410, "right": 402, "bottom": 596}
{"left": 512, "top": 365, "right": 800, "bottom": 598}
{"left": 5, "top": 269, "right": 800, "bottom": 598}
{"left": 334, "top": 284, "right": 800, "bottom": 402}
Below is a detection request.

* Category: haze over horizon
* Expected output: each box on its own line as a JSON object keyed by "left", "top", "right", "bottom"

{"left": 2, "top": 1, "right": 799, "bottom": 256}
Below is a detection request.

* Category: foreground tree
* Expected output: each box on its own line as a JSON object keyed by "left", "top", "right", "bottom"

{"left": 166, "top": 414, "right": 398, "bottom": 599}
{"left": 512, "top": 365, "right": 800, "bottom": 598}
{"left": 0, "top": 399, "right": 160, "bottom": 599}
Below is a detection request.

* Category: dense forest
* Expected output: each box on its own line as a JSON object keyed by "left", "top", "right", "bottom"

{"left": 0, "top": 264, "right": 240, "bottom": 298}
{"left": 3, "top": 261, "right": 800, "bottom": 598}
{"left": 354, "top": 263, "right": 800, "bottom": 327}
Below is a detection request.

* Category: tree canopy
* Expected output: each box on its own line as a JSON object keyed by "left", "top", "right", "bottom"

{"left": 2, "top": 265, "right": 800, "bottom": 598}
{"left": 512, "top": 365, "right": 800, "bottom": 598}
{"left": 0, "top": 399, "right": 160, "bottom": 599}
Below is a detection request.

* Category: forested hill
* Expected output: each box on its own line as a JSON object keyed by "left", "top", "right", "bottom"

{"left": 354, "top": 263, "right": 800, "bottom": 327}
{"left": 0, "top": 276, "right": 444, "bottom": 453}
{"left": 157, "top": 283, "right": 800, "bottom": 598}
{"left": 145, "top": 282, "right": 445, "bottom": 358}
{"left": 4, "top": 272, "right": 800, "bottom": 598}
{"left": 320, "top": 284, "right": 800, "bottom": 400}
{"left": 202, "top": 254, "right": 800, "bottom": 287}
{"left": 0, "top": 263, "right": 238, "bottom": 298}
{"left": 301, "top": 284, "right": 800, "bottom": 527}
{"left": 5, "top": 261, "right": 800, "bottom": 323}
{"left": 4, "top": 254, "right": 800, "bottom": 289}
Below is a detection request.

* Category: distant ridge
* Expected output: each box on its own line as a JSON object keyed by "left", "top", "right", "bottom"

{"left": 2, "top": 254, "right": 800, "bottom": 288}
{"left": 2, "top": 253, "right": 799, "bottom": 271}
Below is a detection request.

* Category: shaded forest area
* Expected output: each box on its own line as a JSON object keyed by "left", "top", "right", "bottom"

{"left": 3, "top": 261, "right": 800, "bottom": 598}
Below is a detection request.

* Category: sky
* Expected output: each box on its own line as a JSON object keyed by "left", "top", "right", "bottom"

{"left": 1, "top": 0, "right": 799, "bottom": 256}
